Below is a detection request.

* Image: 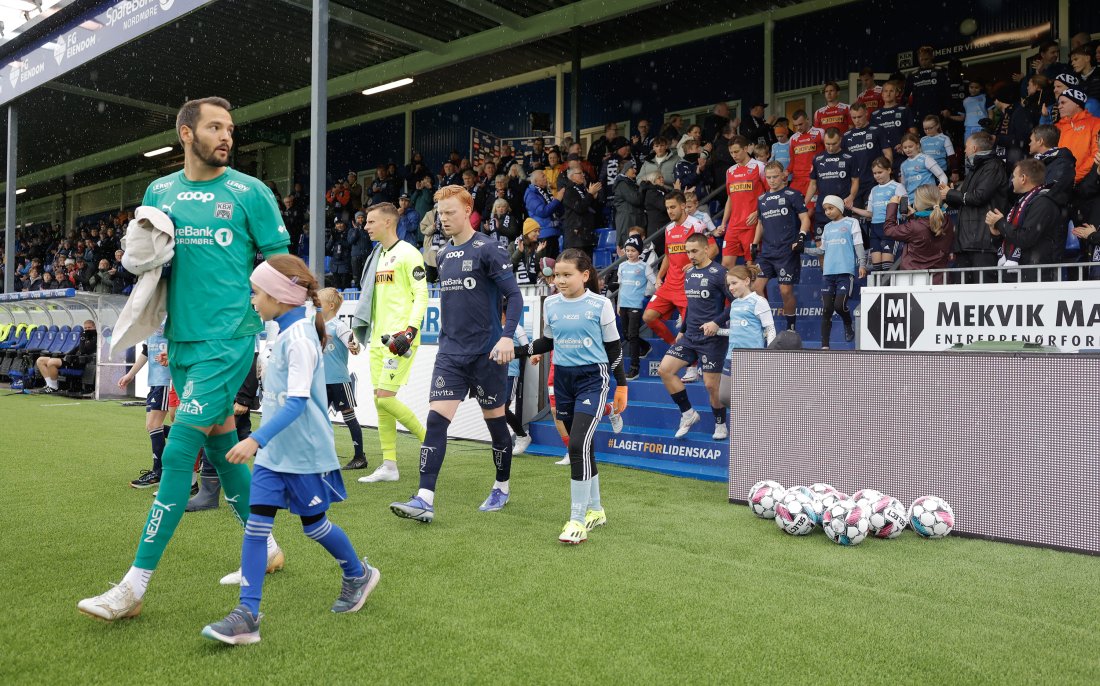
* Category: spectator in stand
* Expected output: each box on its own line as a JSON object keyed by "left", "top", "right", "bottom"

{"left": 524, "top": 137, "right": 550, "bottom": 173}
{"left": 419, "top": 208, "right": 445, "bottom": 283}
{"left": 403, "top": 152, "right": 427, "bottom": 191}
{"left": 960, "top": 78, "right": 992, "bottom": 139}
{"left": 843, "top": 102, "right": 890, "bottom": 209}
{"left": 987, "top": 159, "right": 1063, "bottom": 280}
{"left": 55, "top": 261, "right": 76, "bottom": 289}
{"left": 787, "top": 110, "right": 824, "bottom": 202}
{"left": 485, "top": 173, "right": 523, "bottom": 222}
{"left": 87, "top": 258, "right": 115, "bottom": 294}
{"left": 1030, "top": 124, "right": 1077, "bottom": 208}
{"left": 38, "top": 271, "right": 56, "bottom": 291}
{"left": 524, "top": 168, "right": 563, "bottom": 259}
{"left": 685, "top": 190, "right": 717, "bottom": 237}
{"left": 410, "top": 175, "right": 435, "bottom": 218}
{"left": 587, "top": 122, "right": 620, "bottom": 170}
{"left": 1017, "top": 41, "right": 1068, "bottom": 98}
{"left": 904, "top": 46, "right": 952, "bottom": 124}
{"left": 346, "top": 171, "right": 363, "bottom": 216}
{"left": 325, "top": 180, "right": 351, "bottom": 224}
{"left": 369, "top": 165, "right": 398, "bottom": 206}
{"left": 708, "top": 122, "right": 737, "bottom": 192}
{"left": 640, "top": 171, "right": 671, "bottom": 247}
{"left": 639, "top": 136, "right": 679, "bottom": 187}
{"left": 611, "top": 161, "right": 645, "bottom": 248}
{"left": 599, "top": 137, "right": 633, "bottom": 211}
{"left": 631, "top": 119, "right": 655, "bottom": 167}
{"left": 1041, "top": 73, "right": 1078, "bottom": 125}
{"left": 884, "top": 184, "right": 955, "bottom": 284}
{"left": 280, "top": 195, "right": 306, "bottom": 251}
{"left": 561, "top": 166, "right": 601, "bottom": 255}
{"left": 942, "top": 131, "right": 1008, "bottom": 282}
{"left": 871, "top": 80, "right": 917, "bottom": 174}
{"left": 511, "top": 218, "right": 544, "bottom": 286}
{"left": 499, "top": 143, "right": 520, "bottom": 175}
{"left": 814, "top": 81, "right": 852, "bottom": 134}
{"left": 348, "top": 211, "right": 372, "bottom": 287}
{"left": 856, "top": 68, "right": 885, "bottom": 114}
{"left": 920, "top": 115, "right": 958, "bottom": 180}
{"left": 484, "top": 198, "right": 519, "bottom": 251}
{"left": 507, "top": 162, "right": 530, "bottom": 201}
{"left": 740, "top": 102, "right": 776, "bottom": 148}
{"left": 1070, "top": 46, "right": 1100, "bottom": 115}
{"left": 545, "top": 149, "right": 564, "bottom": 190}
{"left": 397, "top": 193, "right": 421, "bottom": 246}
{"left": 660, "top": 114, "right": 683, "bottom": 142}
{"left": 110, "top": 249, "right": 135, "bottom": 294}
{"left": 701, "top": 102, "right": 731, "bottom": 147}
{"left": 73, "top": 257, "right": 92, "bottom": 289}
{"left": 806, "top": 128, "right": 858, "bottom": 235}
{"left": 674, "top": 139, "right": 708, "bottom": 199}
{"left": 721, "top": 135, "right": 767, "bottom": 269}
{"left": 438, "top": 161, "right": 461, "bottom": 188}
{"left": 298, "top": 224, "right": 311, "bottom": 262}
{"left": 1054, "top": 89, "right": 1100, "bottom": 185}
{"left": 675, "top": 124, "right": 703, "bottom": 159}
{"left": 326, "top": 219, "right": 352, "bottom": 288}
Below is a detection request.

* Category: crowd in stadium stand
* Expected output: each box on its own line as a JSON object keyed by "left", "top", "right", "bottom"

{"left": 3, "top": 33, "right": 1100, "bottom": 295}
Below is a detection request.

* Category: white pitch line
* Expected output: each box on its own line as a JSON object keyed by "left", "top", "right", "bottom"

{"left": 41, "top": 402, "right": 82, "bottom": 407}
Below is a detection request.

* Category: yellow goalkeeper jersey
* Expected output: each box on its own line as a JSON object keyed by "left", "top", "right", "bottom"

{"left": 370, "top": 239, "right": 429, "bottom": 345}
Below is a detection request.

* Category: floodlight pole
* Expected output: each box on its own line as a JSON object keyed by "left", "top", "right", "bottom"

{"left": 308, "top": 0, "right": 328, "bottom": 280}
{"left": 570, "top": 28, "right": 580, "bottom": 141}
{"left": 4, "top": 105, "right": 15, "bottom": 294}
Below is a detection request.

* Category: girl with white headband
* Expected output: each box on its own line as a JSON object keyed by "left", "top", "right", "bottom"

{"left": 201, "top": 254, "right": 379, "bottom": 645}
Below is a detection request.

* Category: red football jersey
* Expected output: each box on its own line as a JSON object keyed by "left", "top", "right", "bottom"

{"left": 813, "top": 103, "right": 852, "bottom": 134}
{"left": 657, "top": 216, "right": 710, "bottom": 304}
{"left": 788, "top": 128, "right": 825, "bottom": 180}
{"left": 856, "top": 87, "right": 884, "bottom": 114}
{"left": 725, "top": 159, "right": 767, "bottom": 229}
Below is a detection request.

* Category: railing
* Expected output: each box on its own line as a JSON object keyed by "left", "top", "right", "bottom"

{"left": 867, "top": 262, "right": 1095, "bottom": 288}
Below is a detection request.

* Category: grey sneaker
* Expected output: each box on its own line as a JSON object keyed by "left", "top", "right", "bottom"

{"left": 331, "top": 561, "right": 380, "bottom": 614}
{"left": 201, "top": 604, "right": 261, "bottom": 645}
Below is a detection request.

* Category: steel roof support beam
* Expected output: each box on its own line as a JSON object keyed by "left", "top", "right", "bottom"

{"left": 43, "top": 82, "right": 178, "bottom": 117}
{"left": 276, "top": 0, "right": 447, "bottom": 54}
{"left": 444, "top": 0, "right": 522, "bottom": 29}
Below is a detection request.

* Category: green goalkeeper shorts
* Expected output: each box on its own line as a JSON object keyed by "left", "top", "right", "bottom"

{"left": 168, "top": 336, "right": 255, "bottom": 428}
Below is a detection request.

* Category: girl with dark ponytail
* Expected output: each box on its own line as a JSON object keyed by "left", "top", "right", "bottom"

{"left": 200, "top": 254, "right": 380, "bottom": 645}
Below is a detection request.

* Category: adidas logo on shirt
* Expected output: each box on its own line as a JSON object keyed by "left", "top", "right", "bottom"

{"left": 308, "top": 496, "right": 323, "bottom": 507}
{"left": 582, "top": 399, "right": 592, "bottom": 405}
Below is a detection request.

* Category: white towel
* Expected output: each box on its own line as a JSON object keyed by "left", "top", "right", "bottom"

{"left": 112, "top": 207, "right": 175, "bottom": 353}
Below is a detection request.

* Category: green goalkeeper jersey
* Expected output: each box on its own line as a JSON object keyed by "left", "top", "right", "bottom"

{"left": 142, "top": 168, "right": 289, "bottom": 342}
{"left": 370, "top": 239, "right": 429, "bottom": 345}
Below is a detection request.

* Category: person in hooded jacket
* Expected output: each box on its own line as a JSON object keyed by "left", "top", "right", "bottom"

{"left": 639, "top": 137, "right": 680, "bottom": 185}
{"left": 941, "top": 131, "right": 1008, "bottom": 282}
{"left": 641, "top": 171, "right": 671, "bottom": 256}
{"left": 611, "top": 161, "right": 645, "bottom": 247}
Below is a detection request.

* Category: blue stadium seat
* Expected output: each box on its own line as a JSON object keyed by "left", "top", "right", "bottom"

{"left": 596, "top": 228, "right": 616, "bottom": 250}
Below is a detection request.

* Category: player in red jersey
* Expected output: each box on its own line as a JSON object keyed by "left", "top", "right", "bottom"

{"left": 642, "top": 190, "right": 716, "bottom": 344}
{"left": 719, "top": 136, "right": 767, "bottom": 269}
{"left": 787, "top": 111, "right": 825, "bottom": 202}
{"left": 855, "top": 68, "right": 884, "bottom": 114}
{"left": 814, "top": 81, "right": 853, "bottom": 134}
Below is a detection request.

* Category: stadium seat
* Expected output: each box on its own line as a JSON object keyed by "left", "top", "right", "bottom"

{"left": 596, "top": 228, "right": 616, "bottom": 250}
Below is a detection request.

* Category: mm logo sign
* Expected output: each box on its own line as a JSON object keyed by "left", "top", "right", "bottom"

{"left": 867, "top": 293, "right": 924, "bottom": 348}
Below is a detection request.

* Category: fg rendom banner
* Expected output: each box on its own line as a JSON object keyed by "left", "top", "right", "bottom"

{"left": 860, "top": 281, "right": 1100, "bottom": 353}
{"left": 0, "top": 0, "right": 212, "bottom": 107}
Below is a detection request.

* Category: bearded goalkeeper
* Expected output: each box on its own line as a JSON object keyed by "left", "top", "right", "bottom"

{"left": 352, "top": 202, "right": 429, "bottom": 483}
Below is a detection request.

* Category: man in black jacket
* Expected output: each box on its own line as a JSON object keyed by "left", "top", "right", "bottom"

{"left": 1029, "top": 124, "right": 1077, "bottom": 259}
{"left": 561, "top": 166, "right": 602, "bottom": 255}
{"left": 986, "top": 159, "right": 1062, "bottom": 281}
{"left": 942, "top": 131, "right": 1008, "bottom": 282}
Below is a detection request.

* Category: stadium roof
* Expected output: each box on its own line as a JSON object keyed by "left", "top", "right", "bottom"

{"left": 0, "top": 0, "right": 841, "bottom": 200}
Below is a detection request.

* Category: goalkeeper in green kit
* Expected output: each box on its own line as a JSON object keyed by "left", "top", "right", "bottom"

{"left": 79, "top": 98, "right": 291, "bottom": 621}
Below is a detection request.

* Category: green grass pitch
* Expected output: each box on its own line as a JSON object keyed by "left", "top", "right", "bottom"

{"left": 1, "top": 393, "right": 1098, "bottom": 684}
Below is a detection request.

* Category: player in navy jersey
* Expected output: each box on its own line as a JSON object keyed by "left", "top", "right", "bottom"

{"left": 805, "top": 128, "right": 858, "bottom": 235}
{"left": 657, "top": 233, "right": 731, "bottom": 441}
{"left": 390, "top": 185, "right": 523, "bottom": 523}
{"left": 513, "top": 249, "right": 628, "bottom": 543}
{"left": 870, "top": 81, "right": 917, "bottom": 173}
{"left": 842, "top": 102, "right": 890, "bottom": 209}
{"left": 819, "top": 196, "right": 868, "bottom": 348}
{"left": 752, "top": 161, "right": 811, "bottom": 332}
{"left": 200, "top": 255, "right": 378, "bottom": 645}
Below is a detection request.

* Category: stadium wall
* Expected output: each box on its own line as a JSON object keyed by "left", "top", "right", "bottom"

{"left": 726, "top": 348, "right": 1100, "bottom": 555}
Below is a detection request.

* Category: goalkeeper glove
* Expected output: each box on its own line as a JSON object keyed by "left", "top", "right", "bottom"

{"left": 612, "top": 386, "right": 628, "bottom": 415}
{"left": 793, "top": 233, "right": 807, "bottom": 253}
{"left": 384, "top": 327, "right": 417, "bottom": 357}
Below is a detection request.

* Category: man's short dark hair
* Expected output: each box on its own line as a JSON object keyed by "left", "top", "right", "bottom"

{"left": 859, "top": 67, "right": 875, "bottom": 78}
{"left": 824, "top": 127, "right": 841, "bottom": 140}
{"left": 685, "top": 233, "right": 709, "bottom": 248}
{"left": 367, "top": 202, "right": 399, "bottom": 221}
{"left": 176, "top": 97, "right": 232, "bottom": 144}
{"left": 791, "top": 110, "right": 808, "bottom": 121}
{"left": 652, "top": 136, "right": 670, "bottom": 146}
{"left": 850, "top": 102, "right": 868, "bottom": 113}
{"left": 968, "top": 131, "right": 994, "bottom": 151}
{"left": 665, "top": 190, "right": 686, "bottom": 205}
{"left": 1031, "top": 124, "right": 1060, "bottom": 148}
{"left": 1016, "top": 158, "right": 1046, "bottom": 184}
{"left": 1039, "top": 41, "right": 1059, "bottom": 54}
{"left": 823, "top": 80, "right": 839, "bottom": 90}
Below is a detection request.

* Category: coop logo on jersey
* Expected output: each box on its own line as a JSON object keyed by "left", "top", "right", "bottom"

{"left": 178, "top": 191, "right": 215, "bottom": 203}
{"left": 866, "top": 293, "right": 924, "bottom": 348}
{"left": 214, "top": 202, "right": 234, "bottom": 220}
{"left": 215, "top": 228, "right": 233, "bottom": 247}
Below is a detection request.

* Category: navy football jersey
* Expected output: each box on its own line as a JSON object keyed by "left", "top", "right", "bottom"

{"left": 681, "top": 262, "right": 731, "bottom": 343}
{"left": 810, "top": 151, "right": 854, "bottom": 218}
{"left": 436, "top": 235, "right": 517, "bottom": 355}
{"left": 757, "top": 189, "right": 808, "bottom": 258}
{"left": 869, "top": 106, "right": 914, "bottom": 151}
{"left": 842, "top": 124, "right": 887, "bottom": 186}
